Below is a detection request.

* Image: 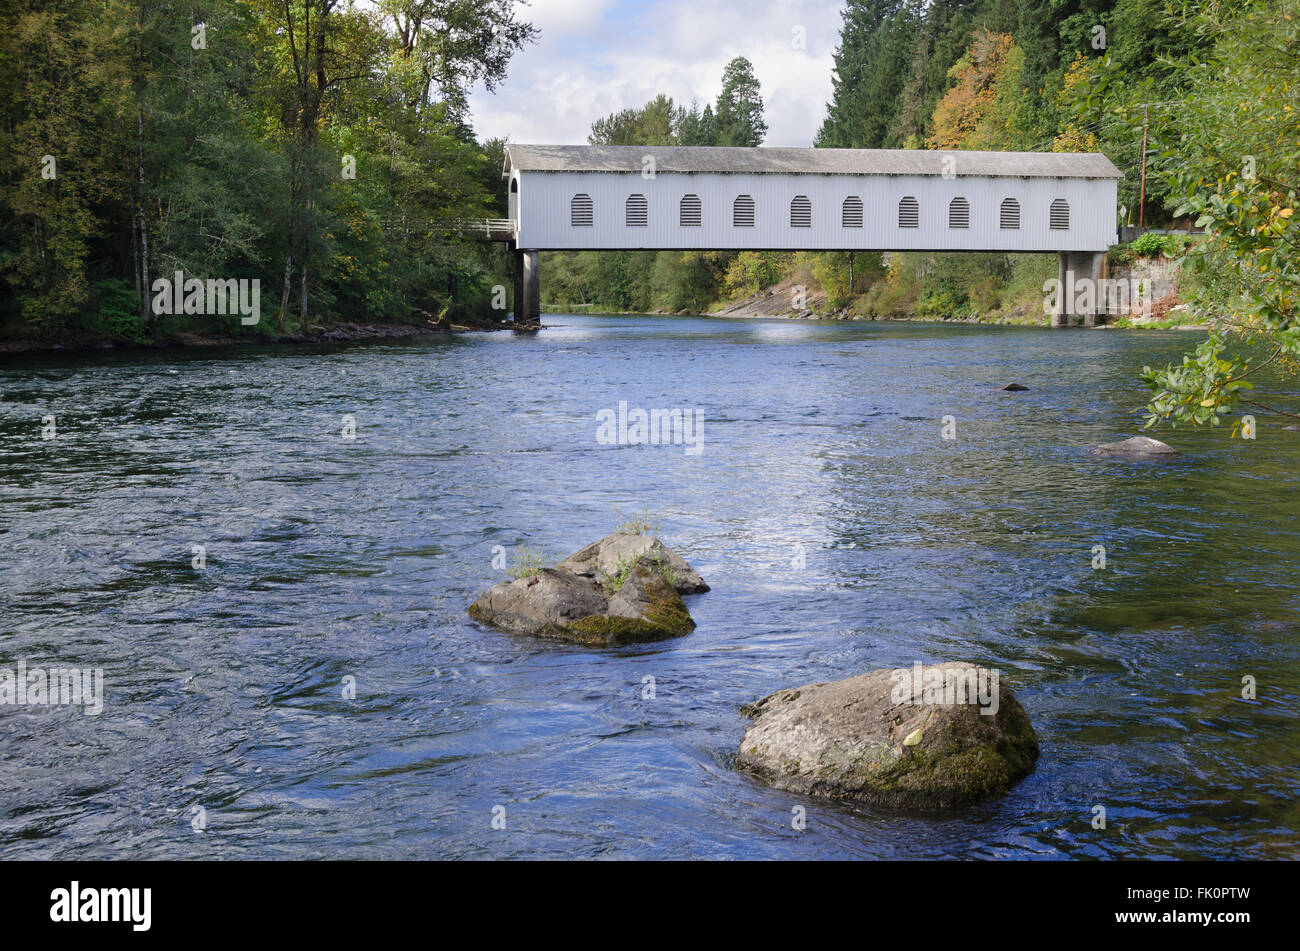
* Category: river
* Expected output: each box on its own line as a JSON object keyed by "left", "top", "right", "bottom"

{"left": 2, "top": 315, "right": 1297, "bottom": 859}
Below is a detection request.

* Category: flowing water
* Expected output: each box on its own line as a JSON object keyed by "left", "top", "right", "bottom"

{"left": 1, "top": 315, "right": 1298, "bottom": 859}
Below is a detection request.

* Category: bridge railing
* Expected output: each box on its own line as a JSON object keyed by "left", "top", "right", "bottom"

{"left": 437, "top": 217, "right": 517, "bottom": 240}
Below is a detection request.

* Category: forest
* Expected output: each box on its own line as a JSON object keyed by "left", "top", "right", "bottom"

{"left": 0, "top": 0, "right": 533, "bottom": 345}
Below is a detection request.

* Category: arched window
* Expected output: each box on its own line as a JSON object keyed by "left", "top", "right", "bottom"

{"left": 1050, "top": 198, "right": 1070, "bottom": 230}
{"left": 842, "top": 196, "right": 864, "bottom": 228}
{"left": 509, "top": 179, "right": 518, "bottom": 193}
{"left": 734, "top": 195, "right": 755, "bottom": 228}
{"left": 1000, "top": 198, "right": 1020, "bottom": 230}
{"left": 898, "top": 196, "right": 919, "bottom": 229}
{"left": 790, "top": 195, "right": 812, "bottom": 228}
{"left": 570, "top": 193, "right": 593, "bottom": 227}
{"left": 949, "top": 197, "right": 970, "bottom": 229}
{"left": 680, "top": 194, "right": 702, "bottom": 227}
{"left": 626, "top": 194, "right": 648, "bottom": 227}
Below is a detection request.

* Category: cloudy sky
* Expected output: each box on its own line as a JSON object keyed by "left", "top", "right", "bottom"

{"left": 466, "top": 0, "right": 844, "bottom": 148}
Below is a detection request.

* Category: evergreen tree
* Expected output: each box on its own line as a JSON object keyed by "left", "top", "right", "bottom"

{"left": 714, "top": 56, "right": 767, "bottom": 147}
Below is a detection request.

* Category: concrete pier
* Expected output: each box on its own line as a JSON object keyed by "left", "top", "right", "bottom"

{"left": 513, "top": 249, "right": 540, "bottom": 330}
{"left": 1054, "top": 251, "right": 1108, "bottom": 327}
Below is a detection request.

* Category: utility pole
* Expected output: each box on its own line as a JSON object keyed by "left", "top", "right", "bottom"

{"left": 1139, "top": 105, "right": 1149, "bottom": 231}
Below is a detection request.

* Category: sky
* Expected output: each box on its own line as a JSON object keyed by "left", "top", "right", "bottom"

{"left": 466, "top": 0, "right": 844, "bottom": 148}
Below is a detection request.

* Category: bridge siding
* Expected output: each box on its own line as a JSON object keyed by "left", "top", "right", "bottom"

{"left": 514, "top": 171, "right": 1116, "bottom": 253}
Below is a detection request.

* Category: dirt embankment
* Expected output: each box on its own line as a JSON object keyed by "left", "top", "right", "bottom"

{"left": 708, "top": 278, "right": 833, "bottom": 319}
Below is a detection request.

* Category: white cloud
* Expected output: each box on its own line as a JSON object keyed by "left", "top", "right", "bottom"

{"left": 523, "top": 0, "right": 618, "bottom": 37}
{"left": 468, "top": 0, "right": 843, "bottom": 147}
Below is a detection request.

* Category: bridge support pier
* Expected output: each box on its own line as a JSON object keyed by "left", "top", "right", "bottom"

{"left": 1054, "top": 251, "right": 1107, "bottom": 327}
{"left": 513, "top": 249, "right": 540, "bottom": 330}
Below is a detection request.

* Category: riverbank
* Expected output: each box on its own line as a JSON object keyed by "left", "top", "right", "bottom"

{"left": 0, "top": 316, "right": 511, "bottom": 355}
{"left": 544, "top": 305, "right": 1211, "bottom": 332}
{"left": 545, "top": 245, "right": 1205, "bottom": 331}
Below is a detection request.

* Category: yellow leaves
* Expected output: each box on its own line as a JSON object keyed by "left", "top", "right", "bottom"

{"left": 1200, "top": 398, "right": 1217, "bottom": 407}
{"left": 903, "top": 728, "right": 924, "bottom": 747}
{"left": 1279, "top": 208, "right": 1294, "bottom": 218}
{"left": 927, "top": 29, "right": 1024, "bottom": 151}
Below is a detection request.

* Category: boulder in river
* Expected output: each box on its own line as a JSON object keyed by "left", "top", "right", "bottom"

{"left": 468, "top": 532, "right": 706, "bottom": 646}
{"left": 998, "top": 382, "right": 1029, "bottom": 391}
{"left": 556, "top": 532, "right": 709, "bottom": 594}
{"left": 735, "top": 662, "right": 1039, "bottom": 809}
{"left": 1090, "top": 435, "right": 1181, "bottom": 458}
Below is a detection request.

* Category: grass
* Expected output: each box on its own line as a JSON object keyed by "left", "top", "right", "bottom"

{"left": 598, "top": 552, "right": 678, "bottom": 594}
{"left": 598, "top": 554, "right": 640, "bottom": 592}
{"left": 506, "top": 546, "right": 548, "bottom": 579}
{"left": 614, "top": 506, "right": 660, "bottom": 536}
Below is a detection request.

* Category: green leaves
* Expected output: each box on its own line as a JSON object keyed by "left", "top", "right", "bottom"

{"left": 1140, "top": 0, "right": 1300, "bottom": 436}
{"left": 1143, "top": 333, "right": 1266, "bottom": 430}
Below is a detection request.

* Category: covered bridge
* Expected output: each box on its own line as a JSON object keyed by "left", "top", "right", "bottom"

{"left": 501, "top": 144, "right": 1123, "bottom": 327}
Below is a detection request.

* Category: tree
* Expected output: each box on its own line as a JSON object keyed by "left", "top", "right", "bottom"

{"left": 714, "top": 56, "right": 767, "bottom": 147}
{"left": 590, "top": 94, "right": 679, "bottom": 146}
{"left": 818, "top": 0, "right": 919, "bottom": 148}
{"left": 926, "top": 30, "right": 1028, "bottom": 150}
{"left": 0, "top": 0, "right": 534, "bottom": 341}
{"left": 676, "top": 100, "right": 717, "bottom": 146}
{"left": 0, "top": 0, "right": 132, "bottom": 332}
{"left": 381, "top": 0, "right": 538, "bottom": 128}
{"left": 1141, "top": 0, "right": 1300, "bottom": 434}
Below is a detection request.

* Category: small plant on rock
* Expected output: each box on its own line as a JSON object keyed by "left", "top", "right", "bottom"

{"left": 506, "top": 546, "right": 548, "bottom": 579}
{"left": 598, "top": 554, "right": 639, "bottom": 592}
{"left": 614, "top": 506, "right": 660, "bottom": 536}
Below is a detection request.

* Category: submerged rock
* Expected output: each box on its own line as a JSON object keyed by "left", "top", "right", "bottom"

{"left": 998, "top": 382, "right": 1029, "bottom": 391}
{"left": 1090, "top": 435, "right": 1181, "bottom": 458}
{"left": 736, "top": 663, "right": 1039, "bottom": 809}
{"left": 468, "top": 533, "right": 706, "bottom": 646}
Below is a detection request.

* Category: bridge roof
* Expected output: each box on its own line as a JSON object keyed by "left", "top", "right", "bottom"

{"left": 503, "top": 145, "right": 1123, "bottom": 179}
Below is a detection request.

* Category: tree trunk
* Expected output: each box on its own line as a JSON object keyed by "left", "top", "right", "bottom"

{"left": 278, "top": 251, "right": 293, "bottom": 333}
{"left": 299, "top": 261, "right": 308, "bottom": 328}
{"left": 137, "top": 108, "right": 150, "bottom": 324}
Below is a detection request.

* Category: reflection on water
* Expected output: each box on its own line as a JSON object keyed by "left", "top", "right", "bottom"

{"left": 1, "top": 316, "right": 1297, "bottom": 859}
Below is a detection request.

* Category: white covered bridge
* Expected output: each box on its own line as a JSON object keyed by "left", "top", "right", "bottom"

{"left": 499, "top": 144, "right": 1122, "bottom": 327}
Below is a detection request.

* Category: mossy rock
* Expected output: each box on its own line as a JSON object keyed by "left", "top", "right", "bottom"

{"left": 736, "top": 663, "right": 1039, "bottom": 809}
{"left": 467, "top": 539, "right": 704, "bottom": 647}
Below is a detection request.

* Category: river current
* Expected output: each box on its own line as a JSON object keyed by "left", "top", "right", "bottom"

{"left": 2, "top": 315, "right": 1297, "bottom": 859}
